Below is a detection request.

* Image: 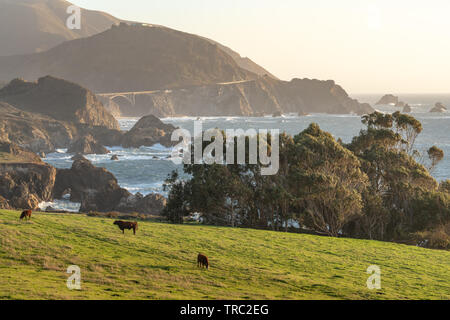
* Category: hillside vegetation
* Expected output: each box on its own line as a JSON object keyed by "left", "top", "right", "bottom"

{"left": 0, "top": 210, "right": 448, "bottom": 300}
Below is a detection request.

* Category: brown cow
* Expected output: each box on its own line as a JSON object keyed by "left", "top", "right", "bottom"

{"left": 113, "top": 220, "right": 138, "bottom": 235}
{"left": 197, "top": 253, "right": 209, "bottom": 269}
{"left": 20, "top": 210, "right": 32, "bottom": 221}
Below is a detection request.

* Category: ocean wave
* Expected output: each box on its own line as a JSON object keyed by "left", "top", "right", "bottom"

{"left": 38, "top": 200, "right": 81, "bottom": 213}
{"left": 149, "top": 144, "right": 173, "bottom": 152}
{"left": 43, "top": 115, "right": 448, "bottom": 199}
{"left": 121, "top": 181, "right": 166, "bottom": 196}
{"left": 162, "top": 116, "right": 200, "bottom": 122}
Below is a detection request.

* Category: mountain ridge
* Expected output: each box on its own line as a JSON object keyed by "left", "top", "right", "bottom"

{"left": 0, "top": 1, "right": 373, "bottom": 116}
{"left": 0, "top": 23, "right": 256, "bottom": 92}
{"left": 0, "top": 0, "right": 276, "bottom": 79}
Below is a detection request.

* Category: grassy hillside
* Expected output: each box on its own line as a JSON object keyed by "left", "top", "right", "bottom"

{"left": 0, "top": 209, "right": 448, "bottom": 300}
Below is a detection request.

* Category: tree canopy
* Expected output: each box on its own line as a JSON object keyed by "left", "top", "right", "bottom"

{"left": 163, "top": 112, "right": 449, "bottom": 249}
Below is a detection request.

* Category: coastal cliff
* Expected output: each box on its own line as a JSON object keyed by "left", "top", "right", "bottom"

{"left": 0, "top": 76, "right": 120, "bottom": 130}
{"left": 0, "top": 23, "right": 372, "bottom": 117}
{"left": 112, "top": 77, "right": 374, "bottom": 117}
{"left": 0, "top": 76, "right": 125, "bottom": 153}
{"left": 0, "top": 142, "right": 56, "bottom": 209}
{"left": 0, "top": 102, "right": 78, "bottom": 153}
{"left": 0, "top": 141, "right": 166, "bottom": 214}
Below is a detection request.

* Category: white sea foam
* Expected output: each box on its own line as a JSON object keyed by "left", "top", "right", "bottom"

{"left": 41, "top": 114, "right": 450, "bottom": 200}
{"left": 39, "top": 200, "right": 81, "bottom": 212}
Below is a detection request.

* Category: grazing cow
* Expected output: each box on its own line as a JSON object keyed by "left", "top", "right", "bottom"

{"left": 197, "top": 253, "right": 209, "bottom": 269}
{"left": 113, "top": 220, "right": 138, "bottom": 235}
{"left": 20, "top": 210, "right": 32, "bottom": 221}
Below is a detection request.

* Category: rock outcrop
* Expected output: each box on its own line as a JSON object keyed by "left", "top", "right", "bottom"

{"left": 122, "top": 115, "right": 177, "bottom": 148}
{"left": 115, "top": 193, "right": 166, "bottom": 215}
{"left": 81, "top": 125, "right": 124, "bottom": 149}
{"left": 53, "top": 158, "right": 127, "bottom": 210}
{"left": 430, "top": 102, "right": 447, "bottom": 113}
{"left": 0, "top": 102, "right": 123, "bottom": 153}
{"left": 0, "top": 141, "right": 166, "bottom": 213}
{"left": 376, "top": 94, "right": 399, "bottom": 105}
{"left": 67, "top": 135, "right": 110, "bottom": 155}
{"left": 97, "top": 96, "right": 123, "bottom": 118}
{"left": 71, "top": 154, "right": 88, "bottom": 161}
{"left": 0, "top": 76, "right": 120, "bottom": 130}
{"left": 0, "top": 142, "right": 56, "bottom": 210}
{"left": 53, "top": 158, "right": 165, "bottom": 214}
{"left": 0, "top": 102, "right": 78, "bottom": 153}
{"left": 403, "top": 104, "right": 412, "bottom": 113}
{"left": 0, "top": 140, "right": 42, "bottom": 164}
{"left": 272, "top": 111, "right": 283, "bottom": 117}
{"left": 0, "top": 195, "right": 11, "bottom": 210}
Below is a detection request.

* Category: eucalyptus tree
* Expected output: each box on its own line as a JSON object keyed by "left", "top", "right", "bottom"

{"left": 288, "top": 124, "right": 369, "bottom": 237}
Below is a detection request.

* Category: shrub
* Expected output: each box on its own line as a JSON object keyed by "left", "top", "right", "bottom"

{"left": 415, "top": 222, "right": 450, "bottom": 250}
{"left": 105, "top": 212, "right": 120, "bottom": 219}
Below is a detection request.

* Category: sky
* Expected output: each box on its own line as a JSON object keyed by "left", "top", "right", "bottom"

{"left": 71, "top": 0, "right": 450, "bottom": 94}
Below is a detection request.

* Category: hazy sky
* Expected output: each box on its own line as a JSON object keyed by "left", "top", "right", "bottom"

{"left": 71, "top": 0, "right": 450, "bottom": 94}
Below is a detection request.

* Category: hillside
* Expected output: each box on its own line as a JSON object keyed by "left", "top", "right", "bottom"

{"left": 0, "top": 209, "right": 448, "bottom": 300}
{"left": 0, "top": 0, "right": 121, "bottom": 57}
{"left": 202, "top": 37, "right": 279, "bottom": 79}
{"left": 0, "top": 23, "right": 255, "bottom": 93}
{"left": 0, "top": 0, "right": 276, "bottom": 79}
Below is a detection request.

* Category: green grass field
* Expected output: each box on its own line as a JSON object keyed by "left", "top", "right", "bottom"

{"left": 0, "top": 209, "right": 449, "bottom": 300}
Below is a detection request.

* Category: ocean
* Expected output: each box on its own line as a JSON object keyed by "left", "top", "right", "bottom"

{"left": 42, "top": 95, "right": 449, "bottom": 211}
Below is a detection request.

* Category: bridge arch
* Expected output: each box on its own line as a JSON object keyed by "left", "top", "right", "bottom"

{"left": 108, "top": 93, "right": 136, "bottom": 106}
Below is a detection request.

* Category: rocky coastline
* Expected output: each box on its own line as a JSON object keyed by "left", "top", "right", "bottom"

{"left": 0, "top": 77, "right": 177, "bottom": 215}
{"left": 104, "top": 77, "right": 374, "bottom": 118}
{"left": 53, "top": 157, "right": 166, "bottom": 214}
{"left": 0, "top": 142, "right": 56, "bottom": 210}
{"left": 0, "top": 141, "right": 165, "bottom": 215}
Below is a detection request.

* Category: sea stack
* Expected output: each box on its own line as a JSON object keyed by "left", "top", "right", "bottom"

{"left": 376, "top": 94, "right": 399, "bottom": 105}
{"left": 403, "top": 104, "right": 412, "bottom": 113}
{"left": 430, "top": 103, "right": 447, "bottom": 113}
